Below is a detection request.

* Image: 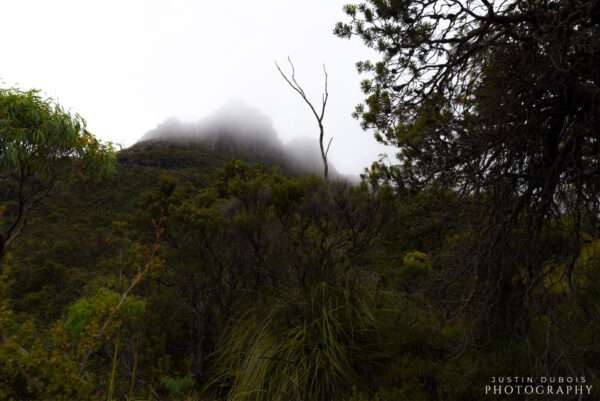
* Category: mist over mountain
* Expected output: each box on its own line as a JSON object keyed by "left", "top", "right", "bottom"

{"left": 136, "top": 101, "right": 340, "bottom": 177}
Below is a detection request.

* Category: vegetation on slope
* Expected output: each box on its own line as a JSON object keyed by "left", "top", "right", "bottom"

{"left": 2, "top": 1, "right": 600, "bottom": 400}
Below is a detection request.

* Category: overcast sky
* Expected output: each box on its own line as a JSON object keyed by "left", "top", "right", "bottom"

{"left": 1, "top": 0, "right": 390, "bottom": 176}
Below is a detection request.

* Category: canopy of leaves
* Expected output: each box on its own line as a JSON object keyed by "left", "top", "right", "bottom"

{"left": 335, "top": 0, "right": 600, "bottom": 330}
{"left": 0, "top": 88, "right": 115, "bottom": 254}
{"left": 0, "top": 88, "right": 115, "bottom": 179}
{"left": 335, "top": 0, "right": 600, "bottom": 200}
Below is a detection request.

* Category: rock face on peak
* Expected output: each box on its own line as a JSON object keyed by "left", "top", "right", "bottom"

{"left": 128, "top": 101, "right": 340, "bottom": 177}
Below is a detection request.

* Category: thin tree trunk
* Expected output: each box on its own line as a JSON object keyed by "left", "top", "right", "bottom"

{"left": 128, "top": 339, "right": 139, "bottom": 401}
{"left": 107, "top": 334, "right": 121, "bottom": 401}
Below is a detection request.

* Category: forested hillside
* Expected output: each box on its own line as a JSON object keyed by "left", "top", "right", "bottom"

{"left": 1, "top": 1, "right": 600, "bottom": 400}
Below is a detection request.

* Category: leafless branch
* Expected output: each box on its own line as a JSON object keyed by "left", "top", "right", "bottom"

{"left": 276, "top": 57, "right": 332, "bottom": 179}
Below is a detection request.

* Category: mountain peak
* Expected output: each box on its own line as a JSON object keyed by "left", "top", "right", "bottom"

{"left": 132, "top": 101, "right": 339, "bottom": 177}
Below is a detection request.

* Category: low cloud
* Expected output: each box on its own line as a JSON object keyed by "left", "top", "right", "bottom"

{"left": 138, "top": 100, "right": 340, "bottom": 177}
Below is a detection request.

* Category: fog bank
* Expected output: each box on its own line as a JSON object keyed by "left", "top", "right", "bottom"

{"left": 139, "top": 101, "right": 341, "bottom": 177}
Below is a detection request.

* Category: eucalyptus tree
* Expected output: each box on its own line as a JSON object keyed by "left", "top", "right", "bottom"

{"left": 0, "top": 88, "right": 115, "bottom": 256}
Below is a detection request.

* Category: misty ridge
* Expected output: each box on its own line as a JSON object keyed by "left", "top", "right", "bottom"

{"left": 135, "top": 100, "right": 342, "bottom": 178}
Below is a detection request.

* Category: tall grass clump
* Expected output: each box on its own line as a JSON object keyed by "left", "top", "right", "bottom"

{"left": 209, "top": 279, "right": 380, "bottom": 401}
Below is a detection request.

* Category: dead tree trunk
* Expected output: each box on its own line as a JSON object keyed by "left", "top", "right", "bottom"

{"left": 276, "top": 57, "right": 332, "bottom": 180}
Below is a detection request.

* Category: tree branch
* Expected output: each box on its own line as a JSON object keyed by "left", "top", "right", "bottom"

{"left": 276, "top": 57, "right": 332, "bottom": 179}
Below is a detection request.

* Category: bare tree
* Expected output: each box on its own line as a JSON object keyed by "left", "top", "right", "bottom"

{"left": 276, "top": 57, "right": 332, "bottom": 180}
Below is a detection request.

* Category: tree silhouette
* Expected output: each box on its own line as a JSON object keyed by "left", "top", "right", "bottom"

{"left": 276, "top": 57, "right": 333, "bottom": 179}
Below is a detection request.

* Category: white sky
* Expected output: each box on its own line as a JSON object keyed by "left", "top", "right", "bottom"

{"left": 1, "top": 0, "right": 390, "bottom": 176}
